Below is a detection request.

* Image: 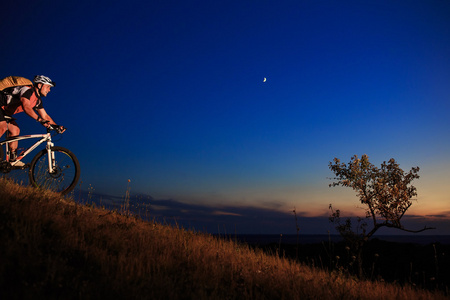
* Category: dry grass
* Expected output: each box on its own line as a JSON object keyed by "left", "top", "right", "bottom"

{"left": 0, "top": 178, "right": 447, "bottom": 299}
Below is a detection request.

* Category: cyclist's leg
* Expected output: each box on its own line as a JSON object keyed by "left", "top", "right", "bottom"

{"left": 0, "top": 121, "right": 7, "bottom": 137}
{"left": 0, "top": 110, "right": 8, "bottom": 137}
{"left": 0, "top": 121, "right": 6, "bottom": 161}
{"left": 7, "top": 121, "right": 20, "bottom": 159}
{"left": 0, "top": 111, "right": 8, "bottom": 162}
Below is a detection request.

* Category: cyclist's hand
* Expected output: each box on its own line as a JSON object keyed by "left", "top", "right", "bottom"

{"left": 56, "top": 125, "right": 66, "bottom": 134}
{"left": 49, "top": 124, "right": 66, "bottom": 134}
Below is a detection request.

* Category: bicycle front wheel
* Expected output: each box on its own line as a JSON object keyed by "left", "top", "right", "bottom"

{"left": 29, "top": 146, "right": 80, "bottom": 195}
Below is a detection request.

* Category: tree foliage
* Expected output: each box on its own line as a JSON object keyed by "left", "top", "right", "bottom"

{"left": 328, "top": 154, "right": 434, "bottom": 239}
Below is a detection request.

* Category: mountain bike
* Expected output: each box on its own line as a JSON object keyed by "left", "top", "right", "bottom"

{"left": 0, "top": 117, "right": 80, "bottom": 195}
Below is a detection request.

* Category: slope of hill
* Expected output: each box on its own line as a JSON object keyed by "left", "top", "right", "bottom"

{"left": 0, "top": 179, "right": 446, "bottom": 299}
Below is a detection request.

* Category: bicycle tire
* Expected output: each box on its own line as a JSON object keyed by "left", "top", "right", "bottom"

{"left": 28, "top": 146, "right": 80, "bottom": 195}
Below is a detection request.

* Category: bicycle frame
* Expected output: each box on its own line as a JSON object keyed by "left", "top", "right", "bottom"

{"left": 0, "top": 132, "right": 55, "bottom": 172}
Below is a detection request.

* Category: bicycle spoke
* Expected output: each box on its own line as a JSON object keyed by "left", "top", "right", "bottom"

{"left": 30, "top": 148, "right": 80, "bottom": 195}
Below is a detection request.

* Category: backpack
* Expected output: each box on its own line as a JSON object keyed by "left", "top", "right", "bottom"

{"left": 0, "top": 76, "right": 33, "bottom": 91}
{"left": 0, "top": 76, "right": 33, "bottom": 107}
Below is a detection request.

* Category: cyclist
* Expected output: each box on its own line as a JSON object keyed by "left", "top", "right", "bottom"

{"left": 0, "top": 75, "right": 64, "bottom": 166}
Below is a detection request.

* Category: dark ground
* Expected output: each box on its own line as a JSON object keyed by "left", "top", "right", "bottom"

{"left": 246, "top": 238, "right": 450, "bottom": 293}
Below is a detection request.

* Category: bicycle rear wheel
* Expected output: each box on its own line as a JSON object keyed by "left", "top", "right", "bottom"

{"left": 29, "top": 146, "right": 80, "bottom": 195}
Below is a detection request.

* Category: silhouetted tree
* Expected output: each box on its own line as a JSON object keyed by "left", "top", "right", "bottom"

{"left": 328, "top": 154, "right": 435, "bottom": 277}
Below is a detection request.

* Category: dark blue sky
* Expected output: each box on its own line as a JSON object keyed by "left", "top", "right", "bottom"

{"left": 2, "top": 0, "right": 450, "bottom": 234}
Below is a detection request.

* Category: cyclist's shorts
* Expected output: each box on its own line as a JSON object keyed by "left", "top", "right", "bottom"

{"left": 0, "top": 91, "right": 6, "bottom": 107}
{"left": 0, "top": 108, "right": 11, "bottom": 123}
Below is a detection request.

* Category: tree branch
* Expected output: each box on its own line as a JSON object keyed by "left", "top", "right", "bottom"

{"left": 395, "top": 226, "right": 436, "bottom": 233}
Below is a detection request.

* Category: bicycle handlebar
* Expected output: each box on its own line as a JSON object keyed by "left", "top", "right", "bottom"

{"left": 46, "top": 124, "right": 66, "bottom": 134}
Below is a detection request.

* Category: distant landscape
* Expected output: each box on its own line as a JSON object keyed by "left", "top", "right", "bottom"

{"left": 0, "top": 178, "right": 448, "bottom": 299}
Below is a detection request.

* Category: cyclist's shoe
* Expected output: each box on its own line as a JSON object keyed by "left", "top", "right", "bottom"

{"left": 11, "top": 160, "right": 25, "bottom": 168}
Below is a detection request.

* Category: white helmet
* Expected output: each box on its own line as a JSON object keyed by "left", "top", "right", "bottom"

{"left": 33, "top": 75, "right": 55, "bottom": 87}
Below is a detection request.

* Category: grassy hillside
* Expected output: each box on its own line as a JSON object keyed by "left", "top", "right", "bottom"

{"left": 0, "top": 179, "right": 447, "bottom": 299}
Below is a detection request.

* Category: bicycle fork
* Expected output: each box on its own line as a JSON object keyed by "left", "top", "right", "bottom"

{"left": 46, "top": 141, "right": 56, "bottom": 174}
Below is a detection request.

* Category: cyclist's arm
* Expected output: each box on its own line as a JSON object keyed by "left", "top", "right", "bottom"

{"left": 36, "top": 108, "right": 57, "bottom": 125}
{"left": 20, "top": 96, "right": 41, "bottom": 121}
